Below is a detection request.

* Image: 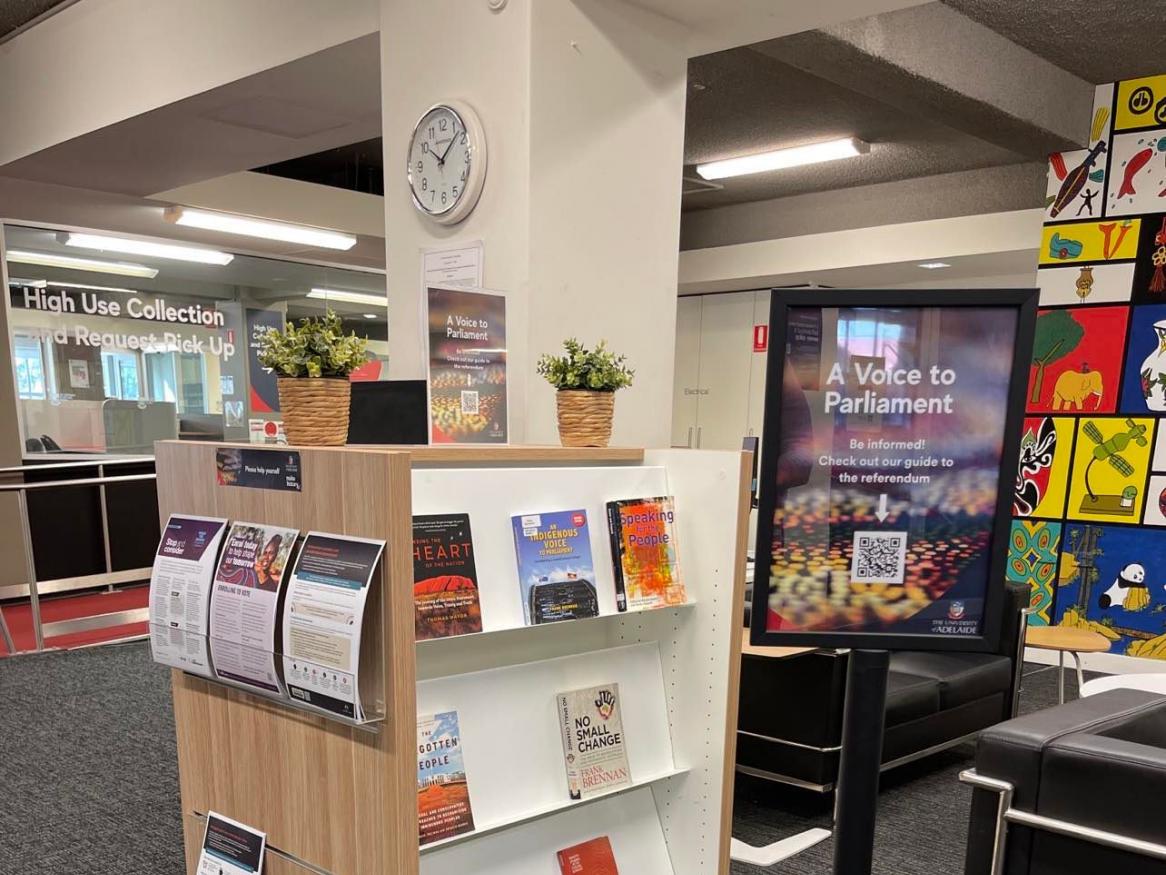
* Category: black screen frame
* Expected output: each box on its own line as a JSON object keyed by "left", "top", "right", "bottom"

{"left": 749, "top": 288, "right": 1038, "bottom": 652}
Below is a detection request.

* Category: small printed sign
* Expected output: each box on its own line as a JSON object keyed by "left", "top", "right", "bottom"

{"left": 753, "top": 324, "right": 769, "bottom": 352}
{"left": 216, "top": 448, "right": 302, "bottom": 492}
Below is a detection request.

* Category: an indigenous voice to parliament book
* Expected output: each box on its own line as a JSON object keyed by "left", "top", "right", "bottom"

{"left": 605, "top": 496, "right": 685, "bottom": 612}
{"left": 412, "top": 513, "right": 483, "bottom": 640}
{"left": 557, "top": 683, "right": 631, "bottom": 800}
{"left": 512, "top": 510, "right": 599, "bottom": 625}
{"left": 417, "top": 710, "right": 476, "bottom": 845}
{"left": 557, "top": 836, "right": 619, "bottom": 875}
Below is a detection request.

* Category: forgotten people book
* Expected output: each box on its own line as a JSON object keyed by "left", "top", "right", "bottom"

{"left": 605, "top": 496, "right": 685, "bottom": 611}
{"left": 417, "top": 710, "right": 476, "bottom": 845}
{"left": 512, "top": 509, "right": 599, "bottom": 625}
{"left": 556, "top": 682, "right": 631, "bottom": 800}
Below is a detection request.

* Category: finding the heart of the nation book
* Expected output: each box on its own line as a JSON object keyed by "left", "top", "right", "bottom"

{"left": 556, "top": 683, "right": 631, "bottom": 800}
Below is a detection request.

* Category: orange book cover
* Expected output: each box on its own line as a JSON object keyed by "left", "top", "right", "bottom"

{"left": 556, "top": 836, "right": 619, "bottom": 874}
{"left": 606, "top": 496, "right": 685, "bottom": 611}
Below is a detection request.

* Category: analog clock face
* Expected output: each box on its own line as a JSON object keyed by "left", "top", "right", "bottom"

{"left": 408, "top": 105, "right": 472, "bottom": 218}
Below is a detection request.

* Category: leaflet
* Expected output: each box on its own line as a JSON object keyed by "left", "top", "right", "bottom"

{"left": 197, "top": 811, "right": 266, "bottom": 875}
{"left": 209, "top": 636, "right": 284, "bottom": 695}
{"left": 282, "top": 532, "right": 384, "bottom": 720}
{"left": 148, "top": 514, "right": 228, "bottom": 634}
{"left": 209, "top": 522, "right": 299, "bottom": 652}
{"left": 149, "top": 624, "right": 213, "bottom": 679}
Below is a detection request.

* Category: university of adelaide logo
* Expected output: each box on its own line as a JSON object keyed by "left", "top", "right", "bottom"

{"left": 594, "top": 689, "right": 616, "bottom": 721}
{"left": 948, "top": 601, "right": 966, "bottom": 620}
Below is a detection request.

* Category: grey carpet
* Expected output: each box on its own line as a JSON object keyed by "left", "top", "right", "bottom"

{"left": 0, "top": 643, "right": 1080, "bottom": 874}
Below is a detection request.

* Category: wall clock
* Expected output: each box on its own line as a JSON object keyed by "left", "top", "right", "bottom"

{"left": 407, "top": 100, "right": 487, "bottom": 225}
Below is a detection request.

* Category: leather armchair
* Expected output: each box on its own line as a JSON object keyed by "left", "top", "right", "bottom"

{"left": 963, "top": 688, "right": 1166, "bottom": 875}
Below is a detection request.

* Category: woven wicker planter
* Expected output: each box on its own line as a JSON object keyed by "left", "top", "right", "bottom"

{"left": 277, "top": 377, "right": 351, "bottom": 447}
{"left": 555, "top": 389, "right": 616, "bottom": 448}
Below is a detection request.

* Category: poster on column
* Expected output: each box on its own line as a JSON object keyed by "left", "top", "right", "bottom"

{"left": 282, "top": 532, "right": 384, "bottom": 719}
{"left": 148, "top": 514, "right": 228, "bottom": 633}
{"left": 426, "top": 285, "right": 508, "bottom": 444}
{"left": 750, "top": 289, "right": 1036, "bottom": 651}
{"left": 208, "top": 522, "right": 299, "bottom": 693}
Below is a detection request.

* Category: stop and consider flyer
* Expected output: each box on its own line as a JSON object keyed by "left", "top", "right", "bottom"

{"left": 282, "top": 532, "right": 384, "bottom": 720}
{"left": 148, "top": 514, "right": 228, "bottom": 634}
{"left": 197, "top": 811, "right": 265, "bottom": 875}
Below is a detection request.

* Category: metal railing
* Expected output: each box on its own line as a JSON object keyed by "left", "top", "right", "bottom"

{"left": 0, "top": 465, "right": 156, "bottom": 653}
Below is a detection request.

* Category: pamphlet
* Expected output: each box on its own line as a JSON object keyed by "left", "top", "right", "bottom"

{"left": 148, "top": 514, "right": 228, "bottom": 633}
{"left": 512, "top": 510, "right": 599, "bottom": 625}
{"left": 210, "top": 636, "right": 284, "bottom": 695}
{"left": 197, "top": 811, "right": 266, "bottom": 875}
{"left": 418, "top": 710, "right": 476, "bottom": 845}
{"left": 556, "top": 683, "right": 631, "bottom": 800}
{"left": 557, "top": 836, "right": 619, "bottom": 874}
{"left": 606, "top": 497, "right": 685, "bottom": 611}
{"left": 209, "top": 522, "right": 299, "bottom": 652}
{"left": 149, "top": 624, "right": 213, "bottom": 679}
{"left": 281, "top": 532, "right": 384, "bottom": 719}
{"left": 413, "top": 513, "right": 482, "bottom": 640}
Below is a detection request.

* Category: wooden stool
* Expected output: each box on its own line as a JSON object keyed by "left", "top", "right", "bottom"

{"left": 1025, "top": 626, "right": 1112, "bottom": 704}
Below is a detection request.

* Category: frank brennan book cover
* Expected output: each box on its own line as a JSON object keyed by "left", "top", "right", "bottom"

{"left": 557, "top": 683, "right": 631, "bottom": 800}
{"left": 417, "top": 710, "right": 475, "bottom": 845}
{"left": 412, "top": 513, "right": 483, "bottom": 640}
{"left": 512, "top": 510, "right": 599, "bottom": 625}
{"left": 557, "top": 836, "right": 619, "bottom": 875}
{"left": 606, "top": 496, "right": 685, "bottom": 612}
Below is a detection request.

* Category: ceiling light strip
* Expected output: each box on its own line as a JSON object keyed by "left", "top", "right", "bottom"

{"left": 696, "top": 137, "right": 869, "bottom": 180}
{"left": 164, "top": 206, "right": 357, "bottom": 251}
{"left": 65, "top": 232, "right": 234, "bottom": 265}
{"left": 5, "top": 249, "right": 160, "bottom": 278}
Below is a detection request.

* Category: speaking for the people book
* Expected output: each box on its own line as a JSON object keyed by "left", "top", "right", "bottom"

{"left": 606, "top": 496, "right": 685, "bottom": 611}
{"left": 512, "top": 510, "right": 599, "bottom": 625}
{"left": 412, "top": 513, "right": 483, "bottom": 640}
{"left": 557, "top": 836, "right": 619, "bottom": 874}
{"left": 556, "top": 683, "right": 631, "bottom": 800}
{"left": 417, "top": 710, "right": 475, "bottom": 845}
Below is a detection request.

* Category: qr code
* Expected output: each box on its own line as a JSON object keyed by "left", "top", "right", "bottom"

{"left": 460, "top": 390, "right": 480, "bottom": 415}
{"left": 850, "top": 531, "right": 907, "bottom": 584}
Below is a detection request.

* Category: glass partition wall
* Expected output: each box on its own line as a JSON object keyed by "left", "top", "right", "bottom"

{"left": 2, "top": 223, "right": 387, "bottom": 456}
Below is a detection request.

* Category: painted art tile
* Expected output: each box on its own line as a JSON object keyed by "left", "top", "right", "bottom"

{"left": 1040, "top": 219, "right": 1140, "bottom": 266}
{"left": 1013, "top": 416, "right": 1073, "bottom": 519}
{"left": 1026, "top": 306, "right": 1129, "bottom": 414}
{"left": 1114, "top": 75, "right": 1166, "bottom": 133}
{"left": 1154, "top": 426, "right": 1166, "bottom": 472}
{"left": 1142, "top": 475, "right": 1166, "bottom": 526}
{"left": 1105, "top": 130, "right": 1166, "bottom": 218}
{"left": 1121, "top": 304, "right": 1166, "bottom": 413}
{"left": 1066, "top": 416, "right": 1154, "bottom": 523}
{"left": 1037, "top": 263, "right": 1134, "bottom": 307}
{"left": 1006, "top": 519, "right": 1060, "bottom": 626}
{"left": 1130, "top": 213, "right": 1166, "bottom": 303}
{"left": 1044, "top": 84, "right": 1113, "bottom": 222}
{"left": 1056, "top": 523, "right": 1166, "bottom": 659}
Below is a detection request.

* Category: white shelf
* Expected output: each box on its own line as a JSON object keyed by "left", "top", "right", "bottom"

{"left": 420, "top": 766, "right": 688, "bottom": 853}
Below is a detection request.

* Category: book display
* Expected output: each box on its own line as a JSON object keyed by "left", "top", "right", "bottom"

{"left": 155, "top": 442, "right": 748, "bottom": 875}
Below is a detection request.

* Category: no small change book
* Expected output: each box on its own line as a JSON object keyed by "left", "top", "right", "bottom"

{"left": 606, "top": 496, "right": 685, "bottom": 612}
{"left": 512, "top": 510, "right": 599, "bottom": 625}
{"left": 412, "top": 514, "right": 483, "bottom": 640}
{"left": 557, "top": 836, "right": 619, "bottom": 875}
{"left": 557, "top": 683, "right": 631, "bottom": 800}
{"left": 417, "top": 710, "right": 475, "bottom": 845}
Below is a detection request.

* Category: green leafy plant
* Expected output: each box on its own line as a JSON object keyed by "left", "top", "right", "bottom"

{"left": 256, "top": 309, "right": 371, "bottom": 378}
{"left": 536, "top": 338, "right": 634, "bottom": 392}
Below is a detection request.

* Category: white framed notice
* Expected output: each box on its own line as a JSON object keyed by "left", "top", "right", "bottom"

{"left": 148, "top": 514, "right": 228, "bottom": 634}
{"left": 422, "top": 241, "right": 484, "bottom": 291}
{"left": 197, "top": 811, "right": 266, "bottom": 875}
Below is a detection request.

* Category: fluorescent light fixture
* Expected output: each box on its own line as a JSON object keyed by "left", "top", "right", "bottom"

{"left": 308, "top": 288, "right": 385, "bottom": 307}
{"left": 8, "top": 277, "right": 46, "bottom": 288}
{"left": 917, "top": 262, "right": 952, "bottom": 270}
{"left": 65, "top": 232, "right": 234, "bottom": 265}
{"left": 47, "top": 280, "right": 139, "bottom": 294}
{"left": 696, "top": 137, "right": 869, "bottom": 180}
{"left": 164, "top": 206, "right": 357, "bottom": 251}
{"left": 363, "top": 313, "right": 377, "bottom": 319}
{"left": 5, "top": 249, "right": 159, "bottom": 278}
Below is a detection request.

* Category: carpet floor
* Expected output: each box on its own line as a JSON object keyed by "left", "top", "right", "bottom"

{"left": 0, "top": 644, "right": 1083, "bottom": 874}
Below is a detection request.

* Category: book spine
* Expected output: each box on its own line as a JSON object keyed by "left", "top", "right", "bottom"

{"left": 558, "top": 693, "right": 582, "bottom": 800}
{"left": 606, "top": 502, "right": 628, "bottom": 613}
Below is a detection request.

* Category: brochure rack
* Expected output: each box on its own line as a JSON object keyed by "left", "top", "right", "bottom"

{"left": 156, "top": 442, "right": 749, "bottom": 875}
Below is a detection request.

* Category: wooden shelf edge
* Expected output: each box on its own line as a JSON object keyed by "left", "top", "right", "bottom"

{"left": 419, "top": 767, "right": 690, "bottom": 855}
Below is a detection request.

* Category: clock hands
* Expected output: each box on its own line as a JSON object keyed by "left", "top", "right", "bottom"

{"left": 437, "top": 126, "right": 461, "bottom": 167}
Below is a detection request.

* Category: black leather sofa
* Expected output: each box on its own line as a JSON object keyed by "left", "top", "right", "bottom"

{"left": 737, "top": 580, "right": 1029, "bottom": 791}
{"left": 963, "top": 688, "right": 1166, "bottom": 874}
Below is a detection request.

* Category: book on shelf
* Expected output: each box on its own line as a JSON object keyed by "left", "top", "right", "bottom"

{"left": 557, "top": 836, "right": 619, "bottom": 875}
{"left": 417, "top": 710, "right": 476, "bottom": 845}
{"left": 556, "top": 683, "right": 631, "bottom": 800}
{"left": 512, "top": 509, "right": 599, "bottom": 625}
{"left": 412, "top": 513, "right": 483, "bottom": 640}
{"left": 606, "top": 496, "right": 685, "bottom": 612}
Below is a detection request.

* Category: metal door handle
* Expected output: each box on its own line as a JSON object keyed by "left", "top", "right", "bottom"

{"left": 696, "top": 426, "right": 703, "bottom": 448}
{"left": 686, "top": 426, "right": 693, "bottom": 448}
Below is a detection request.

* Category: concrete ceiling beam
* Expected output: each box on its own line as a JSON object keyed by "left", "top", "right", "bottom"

{"left": 755, "top": 2, "right": 1094, "bottom": 158}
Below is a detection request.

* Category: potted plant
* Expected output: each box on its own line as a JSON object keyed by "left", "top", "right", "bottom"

{"left": 536, "top": 338, "right": 634, "bottom": 447}
{"left": 256, "top": 309, "right": 371, "bottom": 446}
